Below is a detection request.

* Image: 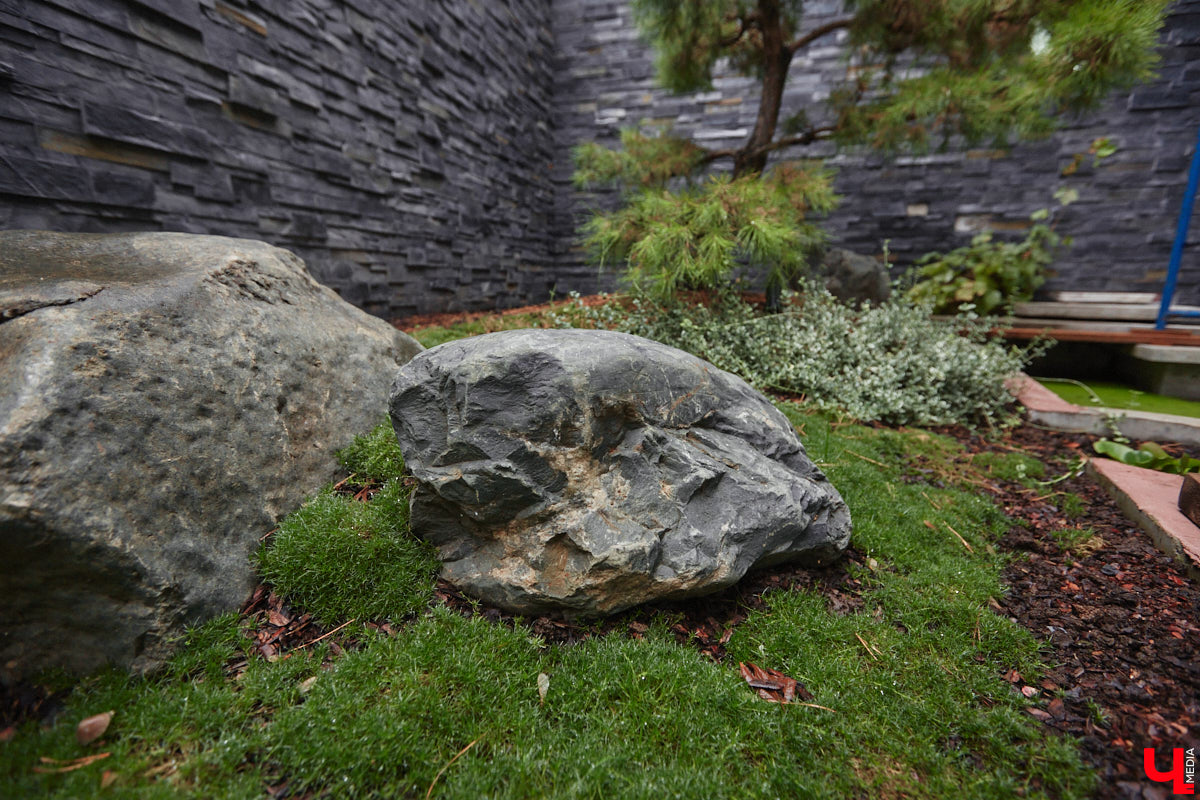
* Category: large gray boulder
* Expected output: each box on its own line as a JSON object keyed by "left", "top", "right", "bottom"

{"left": 389, "top": 329, "right": 850, "bottom": 616}
{"left": 0, "top": 231, "right": 422, "bottom": 678}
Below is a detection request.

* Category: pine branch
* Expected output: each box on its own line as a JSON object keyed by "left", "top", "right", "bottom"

{"left": 720, "top": 7, "right": 767, "bottom": 47}
{"left": 719, "top": 14, "right": 747, "bottom": 47}
{"left": 788, "top": 18, "right": 853, "bottom": 54}
{"left": 697, "top": 126, "right": 833, "bottom": 168}
{"left": 756, "top": 127, "right": 836, "bottom": 156}
{"left": 700, "top": 147, "right": 738, "bottom": 165}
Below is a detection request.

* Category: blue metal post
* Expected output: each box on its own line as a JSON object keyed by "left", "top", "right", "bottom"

{"left": 1156, "top": 122, "right": 1200, "bottom": 329}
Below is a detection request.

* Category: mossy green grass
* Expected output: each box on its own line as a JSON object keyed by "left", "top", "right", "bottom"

{"left": 1, "top": 404, "right": 1095, "bottom": 799}
{"left": 256, "top": 420, "right": 440, "bottom": 628}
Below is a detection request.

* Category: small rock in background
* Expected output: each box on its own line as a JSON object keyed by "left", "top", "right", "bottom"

{"left": 814, "top": 247, "right": 891, "bottom": 306}
{"left": 390, "top": 328, "right": 851, "bottom": 616}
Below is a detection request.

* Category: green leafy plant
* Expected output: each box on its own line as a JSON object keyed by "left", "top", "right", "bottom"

{"left": 1051, "top": 526, "right": 1105, "bottom": 556}
{"left": 905, "top": 188, "right": 1079, "bottom": 315}
{"left": 551, "top": 286, "right": 1044, "bottom": 427}
{"left": 574, "top": 0, "right": 1169, "bottom": 300}
{"left": 1060, "top": 136, "right": 1119, "bottom": 177}
{"left": 1093, "top": 439, "right": 1200, "bottom": 474}
{"left": 1031, "top": 456, "right": 1088, "bottom": 490}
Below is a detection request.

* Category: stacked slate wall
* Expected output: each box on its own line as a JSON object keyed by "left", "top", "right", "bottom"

{"left": 4, "top": 1, "right": 1200, "bottom": 313}
{"left": 552, "top": 0, "right": 1200, "bottom": 305}
{"left": 0, "top": 0, "right": 566, "bottom": 318}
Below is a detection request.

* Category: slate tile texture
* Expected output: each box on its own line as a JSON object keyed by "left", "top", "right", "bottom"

{"left": 1, "top": 0, "right": 1198, "bottom": 315}
{"left": 0, "top": 0, "right": 569, "bottom": 318}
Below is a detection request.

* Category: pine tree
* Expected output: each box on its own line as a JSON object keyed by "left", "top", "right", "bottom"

{"left": 574, "top": 0, "right": 1170, "bottom": 300}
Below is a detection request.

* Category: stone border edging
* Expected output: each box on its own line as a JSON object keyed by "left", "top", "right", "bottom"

{"left": 1086, "top": 458, "right": 1200, "bottom": 582}
{"left": 1008, "top": 374, "right": 1200, "bottom": 449}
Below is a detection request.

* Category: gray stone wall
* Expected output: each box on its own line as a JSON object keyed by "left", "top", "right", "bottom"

{"left": 4, "top": 1, "right": 1199, "bottom": 314}
{"left": 0, "top": 0, "right": 565, "bottom": 318}
{"left": 552, "top": 0, "right": 1200, "bottom": 306}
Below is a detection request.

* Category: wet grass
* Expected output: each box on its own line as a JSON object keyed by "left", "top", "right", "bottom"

{"left": 1036, "top": 377, "right": 1200, "bottom": 419}
{"left": 0, "top": 323, "right": 1096, "bottom": 799}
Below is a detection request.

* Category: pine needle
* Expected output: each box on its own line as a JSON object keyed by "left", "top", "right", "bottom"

{"left": 426, "top": 738, "right": 481, "bottom": 800}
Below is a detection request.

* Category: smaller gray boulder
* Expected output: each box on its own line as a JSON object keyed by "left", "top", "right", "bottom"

{"left": 815, "top": 247, "right": 892, "bottom": 305}
{"left": 389, "top": 329, "right": 851, "bottom": 616}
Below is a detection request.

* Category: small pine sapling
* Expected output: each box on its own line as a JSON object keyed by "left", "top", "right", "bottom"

{"left": 574, "top": 0, "right": 1170, "bottom": 302}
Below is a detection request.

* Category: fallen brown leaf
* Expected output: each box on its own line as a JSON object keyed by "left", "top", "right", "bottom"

{"left": 1048, "top": 697, "right": 1067, "bottom": 719}
{"left": 738, "top": 662, "right": 815, "bottom": 705}
{"left": 76, "top": 711, "right": 113, "bottom": 746}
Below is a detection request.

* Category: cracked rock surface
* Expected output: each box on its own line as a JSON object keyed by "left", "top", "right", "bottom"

{"left": 389, "top": 329, "right": 851, "bottom": 616}
{"left": 0, "top": 231, "right": 422, "bottom": 678}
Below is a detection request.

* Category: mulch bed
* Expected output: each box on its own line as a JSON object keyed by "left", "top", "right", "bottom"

{"left": 3, "top": 415, "right": 1196, "bottom": 799}
{"left": 944, "top": 423, "right": 1200, "bottom": 800}
{"left": 389, "top": 290, "right": 770, "bottom": 335}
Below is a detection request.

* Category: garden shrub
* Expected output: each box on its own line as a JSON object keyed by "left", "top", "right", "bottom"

{"left": 904, "top": 187, "right": 1080, "bottom": 315}
{"left": 554, "top": 287, "right": 1043, "bottom": 427}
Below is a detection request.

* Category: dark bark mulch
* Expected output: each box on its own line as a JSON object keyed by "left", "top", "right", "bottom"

{"left": 938, "top": 423, "right": 1199, "bottom": 800}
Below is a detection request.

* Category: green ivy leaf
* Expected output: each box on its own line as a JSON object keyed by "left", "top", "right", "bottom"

{"left": 1053, "top": 187, "right": 1080, "bottom": 206}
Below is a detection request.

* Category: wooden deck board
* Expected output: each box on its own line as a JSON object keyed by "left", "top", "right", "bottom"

{"left": 1012, "top": 301, "right": 1200, "bottom": 321}
{"left": 998, "top": 325, "right": 1200, "bottom": 345}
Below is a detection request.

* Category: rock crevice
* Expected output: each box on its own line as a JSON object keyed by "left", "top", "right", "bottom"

{"left": 0, "top": 282, "right": 106, "bottom": 323}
